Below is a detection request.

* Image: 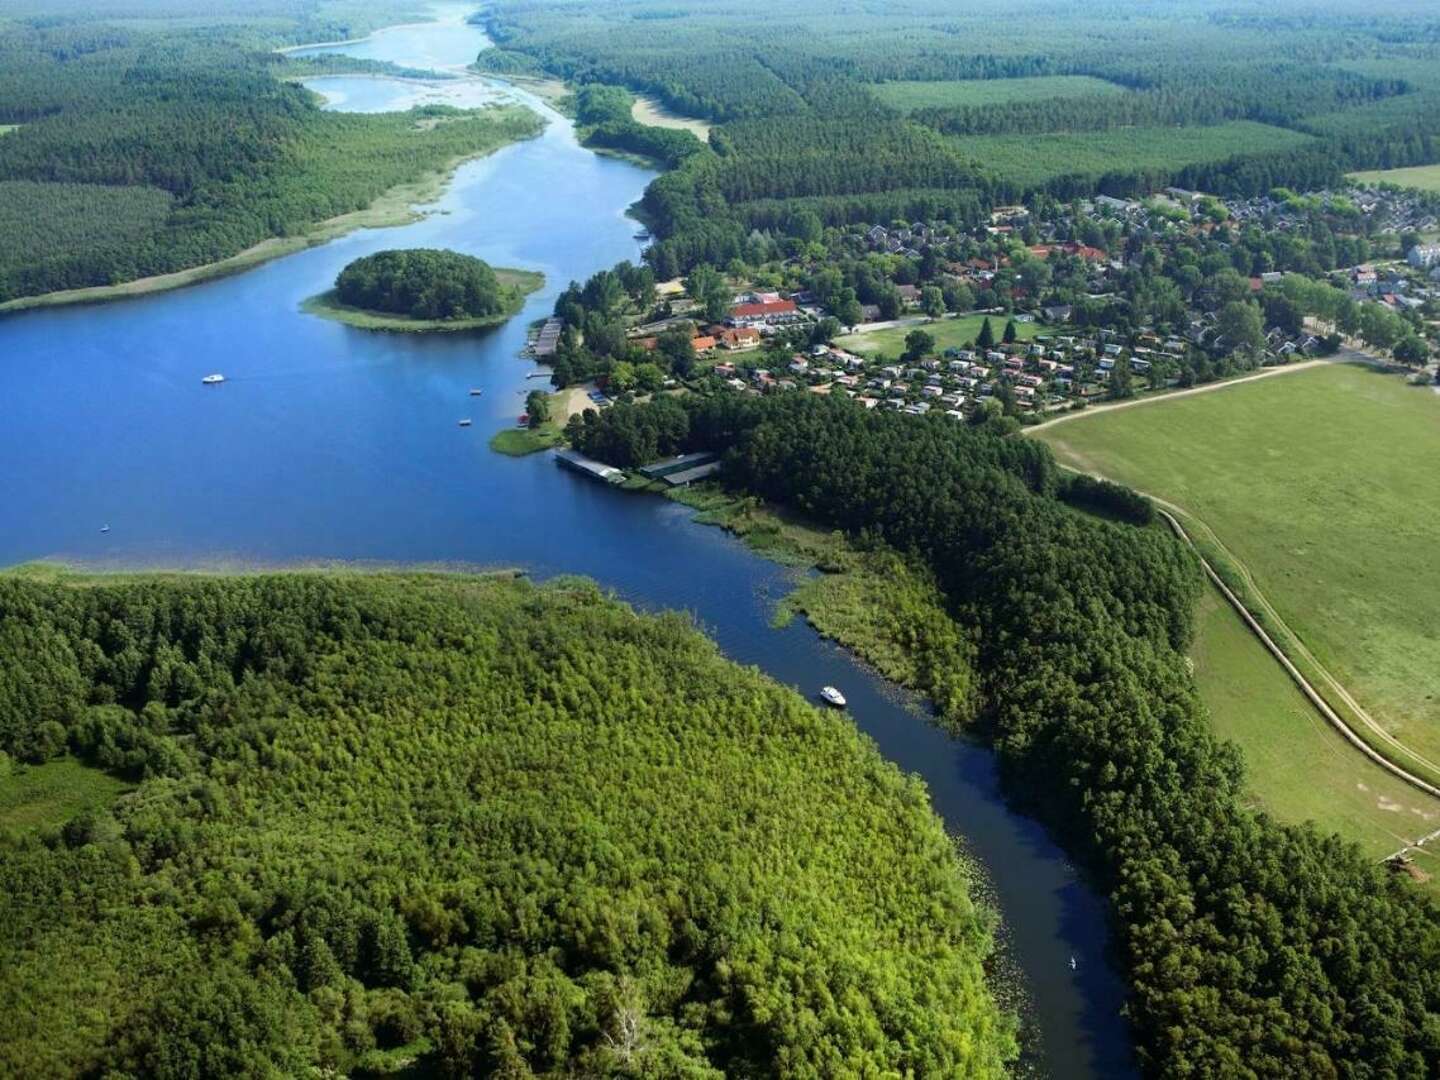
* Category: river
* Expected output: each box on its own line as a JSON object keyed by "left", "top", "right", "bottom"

{"left": 0, "top": 7, "right": 1134, "bottom": 1076}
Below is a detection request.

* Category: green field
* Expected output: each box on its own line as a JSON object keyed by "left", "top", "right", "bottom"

{"left": 0, "top": 125, "right": 17, "bottom": 137}
{"left": 1349, "top": 163, "right": 1440, "bottom": 194}
{"left": 870, "top": 76, "right": 1126, "bottom": 111}
{"left": 1038, "top": 361, "right": 1440, "bottom": 769}
{"left": 951, "top": 121, "right": 1315, "bottom": 187}
{"left": 0, "top": 757, "right": 132, "bottom": 832}
{"left": 836, "top": 314, "right": 1045, "bottom": 356}
{"left": 1190, "top": 585, "right": 1439, "bottom": 875}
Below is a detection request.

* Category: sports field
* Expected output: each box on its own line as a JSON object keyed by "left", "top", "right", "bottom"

{"left": 870, "top": 76, "right": 1125, "bottom": 111}
{"left": 836, "top": 313, "right": 1044, "bottom": 357}
{"left": 1349, "top": 164, "right": 1440, "bottom": 195}
{"left": 1191, "top": 585, "right": 1439, "bottom": 872}
{"left": 1038, "top": 360, "right": 1440, "bottom": 768}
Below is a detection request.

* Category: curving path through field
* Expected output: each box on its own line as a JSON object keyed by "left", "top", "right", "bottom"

{"left": 1029, "top": 357, "right": 1331, "bottom": 433}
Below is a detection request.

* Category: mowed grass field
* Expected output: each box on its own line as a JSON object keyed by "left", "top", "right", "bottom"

{"left": 870, "top": 76, "right": 1126, "bottom": 111}
{"left": 836, "top": 313, "right": 1044, "bottom": 356}
{"left": 1038, "top": 360, "right": 1440, "bottom": 767}
{"left": 951, "top": 121, "right": 1314, "bottom": 187}
{"left": 1190, "top": 585, "right": 1439, "bottom": 875}
{"left": 1349, "top": 164, "right": 1440, "bottom": 195}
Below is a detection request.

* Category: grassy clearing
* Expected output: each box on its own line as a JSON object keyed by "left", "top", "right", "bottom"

{"left": 950, "top": 121, "right": 1314, "bottom": 187}
{"left": 1349, "top": 164, "right": 1440, "bottom": 195}
{"left": 871, "top": 76, "right": 1125, "bottom": 111}
{"left": 1190, "top": 585, "right": 1440, "bottom": 870}
{"left": 488, "top": 385, "right": 594, "bottom": 456}
{"left": 836, "top": 313, "right": 1045, "bottom": 357}
{"left": 0, "top": 757, "right": 132, "bottom": 832}
{"left": 489, "top": 425, "right": 563, "bottom": 455}
{"left": 301, "top": 268, "right": 543, "bottom": 332}
{"left": 631, "top": 95, "right": 712, "bottom": 139}
{"left": 1037, "top": 361, "right": 1440, "bottom": 767}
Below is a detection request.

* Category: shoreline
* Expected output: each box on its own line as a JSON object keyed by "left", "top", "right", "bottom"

{"left": 0, "top": 127, "right": 540, "bottom": 317}
{"left": 272, "top": 9, "right": 466, "bottom": 55}
{"left": 0, "top": 6, "right": 509, "bottom": 317}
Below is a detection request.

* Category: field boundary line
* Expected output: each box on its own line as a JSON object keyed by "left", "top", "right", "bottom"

{"left": 1152, "top": 506, "right": 1440, "bottom": 802}
{"left": 1028, "top": 359, "right": 1331, "bottom": 432}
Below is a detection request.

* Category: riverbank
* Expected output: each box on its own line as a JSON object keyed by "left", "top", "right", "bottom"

{"left": 302, "top": 267, "right": 544, "bottom": 332}
{"left": 3, "top": 117, "right": 543, "bottom": 316}
{"left": 0, "top": 112, "right": 544, "bottom": 317}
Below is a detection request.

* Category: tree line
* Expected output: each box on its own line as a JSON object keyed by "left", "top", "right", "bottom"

{"left": 0, "top": 571, "right": 1017, "bottom": 1077}
{"left": 567, "top": 391, "right": 1440, "bottom": 1076}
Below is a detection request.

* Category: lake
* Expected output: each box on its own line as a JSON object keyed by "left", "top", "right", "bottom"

{"left": 0, "top": 7, "right": 1134, "bottom": 1075}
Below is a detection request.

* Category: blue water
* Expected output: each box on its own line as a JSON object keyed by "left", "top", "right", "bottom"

{"left": 0, "top": 11, "right": 1136, "bottom": 1077}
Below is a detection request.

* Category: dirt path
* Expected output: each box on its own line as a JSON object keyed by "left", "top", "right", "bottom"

{"left": 1029, "top": 358, "right": 1332, "bottom": 431}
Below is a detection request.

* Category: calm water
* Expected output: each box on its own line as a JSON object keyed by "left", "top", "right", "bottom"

{"left": 0, "top": 10, "right": 1134, "bottom": 1076}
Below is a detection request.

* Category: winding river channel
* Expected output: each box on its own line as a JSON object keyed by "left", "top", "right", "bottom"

{"left": 0, "top": 8, "right": 1134, "bottom": 1075}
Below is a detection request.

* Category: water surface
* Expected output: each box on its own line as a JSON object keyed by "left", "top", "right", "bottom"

{"left": 0, "top": 10, "right": 1134, "bottom": 1076}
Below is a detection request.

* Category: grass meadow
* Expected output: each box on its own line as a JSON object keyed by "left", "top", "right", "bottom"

{"left": 1349, "top": 164, "right": 1440, "bottom": 195}
{"left": 1190, "top": 585, "right": 1439, "bottom": 876}
{"left": 1037, "top": 360, "right": 1440, "bottom": 769}
{"left": 837, "top": 313, "right": 1044, "bottom": 357}
{"left": 870, "top": 76, "right": 1126, "bottom": 111}
{"left": 951, "top": 121, "right": 1315, "bottom": 187}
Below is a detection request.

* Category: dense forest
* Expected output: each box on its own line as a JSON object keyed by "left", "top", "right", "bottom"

{"left": 571, "top": 83, "right": 706, "bottom": 168}
{"left": 568, "top": 393, "right": 1440, "bottom": 1076}
{"left": 0, "top": 571, "right": 1016, "bottom": 1077}
{"left": 0, "top": 1, "right": 543, "bottom": 303}
{"left": 334, "top": 248, "right": 512, "bottom": 320}
{"left": 483, "top": 0, "right": 1440, "bottom": 279}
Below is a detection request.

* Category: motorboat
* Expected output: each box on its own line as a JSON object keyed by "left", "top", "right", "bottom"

{"left": 458, "top": 419, "right": 473, "bottom": 427}
{"left": 201, "top": 373, "right": 225, "bottom": 385}
{"left": 469, "top": 388, "right": 483, "bottom": 396}
{"left": 1069, "top": 955, "right": 1077, "bottom": 971}
{"left": 819, "top": 685, "right": 847, "bottom": 708}
{"left": 100, "top": 524, "right": 110, "bottom": 534}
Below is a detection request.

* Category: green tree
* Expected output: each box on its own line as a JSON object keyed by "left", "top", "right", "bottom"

{"left": 921, "top": 286, "right": 945, "bottom": 319}
{"left": 976, "top": 317, "right": 995, "bottom": 350}
{"left": 684, "top": 265, "right": 730, "bottom": 324}
{"left": 525, "top": 390, "right": 551, "bottom": 429}
{"left": 903, "top": 329, "right": 935, "bottom": 362}
{"left": 1002, "top": 318, "right": 1018, "bottom": 345}
{"left": 1217, "top": 300, "right": 1264, "bottom": 354}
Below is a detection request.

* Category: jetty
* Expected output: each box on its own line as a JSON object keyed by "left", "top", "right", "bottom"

{"left": 554, "top": 448, "right": 625, "bottom": 484}
{"left": 530, "top": 317, "right": 563, "bottom": 359}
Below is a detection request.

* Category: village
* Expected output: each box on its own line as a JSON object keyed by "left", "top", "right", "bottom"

{"left": 536, "top": 181, "right": 1439, "bottom": 427}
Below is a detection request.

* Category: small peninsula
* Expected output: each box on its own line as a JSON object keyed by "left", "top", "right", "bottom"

{"left": 303, "top": 248, "right": 543, "bottom": 332}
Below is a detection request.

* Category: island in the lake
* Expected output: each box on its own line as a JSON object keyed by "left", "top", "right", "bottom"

{"left": 302, "top": 248, "right": 543, "bottom": 332}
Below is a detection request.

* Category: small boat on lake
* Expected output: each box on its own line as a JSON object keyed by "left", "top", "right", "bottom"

{"left": 458, "top": 419, "right": 472, "bottom": 427}
{"left": 100, "top": 524, "right": 110, "bottom": 534}
{"left": 819, "top": 686, "right": 847, "bottom": 708}
{"left": 201, "top": 373, "right": 225, "bottom": 385}
{"left": 469, "top": 388, "right": 483, "bottom": 396}
{"left": 1070, "top": 955, "right": 1078, "bottom": 971}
